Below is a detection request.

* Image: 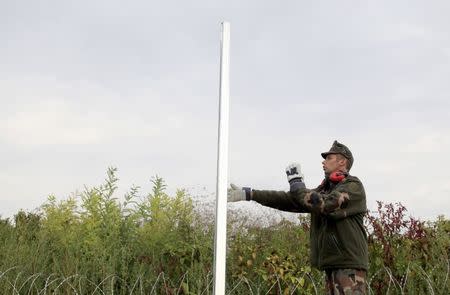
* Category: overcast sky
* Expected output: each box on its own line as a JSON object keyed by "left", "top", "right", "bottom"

{"left": 1, "top": 0, "right": 449, "bottom": 220}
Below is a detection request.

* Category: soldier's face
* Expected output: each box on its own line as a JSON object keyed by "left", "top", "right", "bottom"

{"left": 322, "top": 154, "right": 345, "bottom": 174}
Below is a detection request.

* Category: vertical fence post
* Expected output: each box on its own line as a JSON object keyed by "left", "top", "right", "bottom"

{"left": 213, "top": 21, "right": 230, "bottom": 295}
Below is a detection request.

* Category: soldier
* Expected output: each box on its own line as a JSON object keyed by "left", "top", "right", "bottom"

{"left": 228, "top": 140, "right": 368, "bottom": 294}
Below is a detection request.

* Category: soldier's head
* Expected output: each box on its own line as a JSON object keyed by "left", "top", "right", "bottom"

{"left": 321, "top": 140, "right": 353, "bottom": 175}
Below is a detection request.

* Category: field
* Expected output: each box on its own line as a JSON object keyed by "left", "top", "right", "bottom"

{"left": 1, "top": 168, "right": 449, "bottom": 294}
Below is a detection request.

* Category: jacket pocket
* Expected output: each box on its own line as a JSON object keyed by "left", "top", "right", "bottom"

{"left": 322, "top": 233, "right": 343, "bottom": 258}
{"left": 331, "top": 234, "right": 344, "bottom": 256}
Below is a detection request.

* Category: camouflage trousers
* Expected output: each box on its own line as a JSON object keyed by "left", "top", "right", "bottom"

{"left": 324, "top": 268, "right": 366, "bottom": 295}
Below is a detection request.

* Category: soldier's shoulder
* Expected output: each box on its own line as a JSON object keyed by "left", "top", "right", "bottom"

{"left": 342, "top": 175, "right": 366, "bottom": 193}
{"left": 346, "top": 175, "right": 362, "bottom": 183}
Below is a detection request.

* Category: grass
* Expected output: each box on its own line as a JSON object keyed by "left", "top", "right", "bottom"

{"left": 1, "top": 262, "right": 449, "bottom": 294}
{"left": 1, "top": 168, "right": 449, "bottom": 294}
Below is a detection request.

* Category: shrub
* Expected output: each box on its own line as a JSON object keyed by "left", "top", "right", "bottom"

{"left": 0, "top": 169, "right": 448, "bottom": 294}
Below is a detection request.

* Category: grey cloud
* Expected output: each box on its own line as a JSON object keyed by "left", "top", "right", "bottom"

{"left": 1, "top": 0, "right": 450, "bottom": 218}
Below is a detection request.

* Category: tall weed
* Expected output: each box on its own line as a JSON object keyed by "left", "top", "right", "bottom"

{"left": 0, "top": 169, "right": 449, "bottom": 294}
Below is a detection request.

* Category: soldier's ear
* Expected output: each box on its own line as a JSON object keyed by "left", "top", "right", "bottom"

{"left": 336, "top": 156, "right": 346, "bottom": 165}
{"left": 339, "top": 158, "right": 349, "bottom": 170}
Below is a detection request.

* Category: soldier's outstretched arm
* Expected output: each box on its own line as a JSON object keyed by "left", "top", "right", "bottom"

{"left": 227, "top": 183, "right": 311, "bottom": 213}
{"left": 250, "top": 189, "right": 312, "bottom": 213}
{"left": 227, "top": 163, "right": 313, "bottom": 213}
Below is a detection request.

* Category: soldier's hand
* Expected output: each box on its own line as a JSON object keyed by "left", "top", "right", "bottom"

{"left": 227, "top": 183, "right": 248, "bottom": 202}
{"left": 285, "top": 163, "right": 305, "bottom": 191}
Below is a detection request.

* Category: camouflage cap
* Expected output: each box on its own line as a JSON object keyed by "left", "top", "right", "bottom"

{"left": 321, "top": 140, "right": 354, "bottom": 170}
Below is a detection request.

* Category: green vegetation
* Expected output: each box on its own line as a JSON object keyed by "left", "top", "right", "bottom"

{"left": 1, "top": 168, "right": 449, "bottom": 294}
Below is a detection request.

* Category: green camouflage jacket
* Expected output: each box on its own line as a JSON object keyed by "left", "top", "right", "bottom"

{"left": 251, "top": 175, "right": 368, "bottom": 271}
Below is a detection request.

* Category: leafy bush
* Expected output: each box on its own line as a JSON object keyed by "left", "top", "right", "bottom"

{"left": 0, "top": 168, "right": 448, "bottom": 294}
{"left": 0, "top": 168, "right": 214, "bottom": 294}
{"left": 366, "top": 201, "right": 450, "bottom": 294}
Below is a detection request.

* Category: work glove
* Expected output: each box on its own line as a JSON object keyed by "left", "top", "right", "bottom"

{"left": 227, "top": 183, "right": 251, "bottom": 202}
{"left": 285, "top": 163, "right": 305, "bottom": 191}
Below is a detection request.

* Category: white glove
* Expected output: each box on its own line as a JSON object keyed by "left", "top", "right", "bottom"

{"left": 227, "top": 183, "right": 247, "bottom": 202}
{"left": 285, "top": 163, "right": 304, "bottom": 182}
{"left": 286, "top": 163, "right": 305, "bottom": 191}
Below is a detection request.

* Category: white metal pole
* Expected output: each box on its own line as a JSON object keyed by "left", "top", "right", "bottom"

{"left": 213, "top": 21, "right": 230, "bottom": 295}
